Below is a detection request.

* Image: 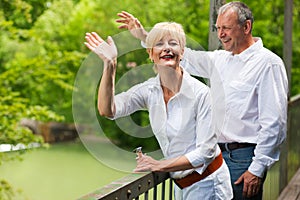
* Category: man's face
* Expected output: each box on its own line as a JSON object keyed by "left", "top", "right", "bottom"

{"left": 216, "top": 9, "right": 246, "bottom": 54}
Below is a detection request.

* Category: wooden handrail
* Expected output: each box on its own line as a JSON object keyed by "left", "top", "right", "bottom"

{"left": 289, "top": 93, "right": 300, "bottom": 106}
{"left": 78, "top": 172, "right": 171, "bottom": 200}
{"left": 277, "top": 168, "right": 300, "bottom": 200}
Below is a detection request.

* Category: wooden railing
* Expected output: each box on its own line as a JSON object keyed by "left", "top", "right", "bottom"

{"left": 277, "top": 94, "right": 300, "bottom": 197}
{"left": 78, "top": 172, "right": 173, "bottom": 200}
{"left": 264, "top": 94, "right": 300, "bottom": 199}
{"left": 79, "top": 94, "right": 300, "bottom": 200}
{"left": 277, "top": 167, "right": 300, "bottom": 200}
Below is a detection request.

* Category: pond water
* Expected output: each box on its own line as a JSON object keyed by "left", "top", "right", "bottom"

{"left": 0, "top": 141, "right": 130, "bottom": 200}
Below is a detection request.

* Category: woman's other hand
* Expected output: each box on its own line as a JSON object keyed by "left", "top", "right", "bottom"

{"left": 84, "top": 32, "right": 117, "bottom": 62}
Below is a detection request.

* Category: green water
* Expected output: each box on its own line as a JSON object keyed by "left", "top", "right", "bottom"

{"left": 0, "top": 141, "right": 130, "bottom": 200}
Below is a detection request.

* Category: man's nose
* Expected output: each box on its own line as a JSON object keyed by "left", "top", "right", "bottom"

{"left": 218, "top": 28, "right": 225, "bottom": 38}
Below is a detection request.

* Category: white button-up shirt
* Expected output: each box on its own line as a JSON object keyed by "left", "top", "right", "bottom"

{"left": 182, "top": 38, "right": 288, "bottom": 177}
{"left": 113, "top": 68, "right": 220, "bottom": 178}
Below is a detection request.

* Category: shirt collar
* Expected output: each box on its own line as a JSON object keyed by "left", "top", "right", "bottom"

{"left": 152, "top": 67, "right": 196, "bottom": 100}
{"left": 179, "top": 68, "right": 198, "bottom": 99}
{"left": 235, "top": 37, "right": 263, "bottom": 62}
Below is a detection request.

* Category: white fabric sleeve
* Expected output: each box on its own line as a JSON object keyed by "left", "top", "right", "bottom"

{"left": 181, "top": 48, "right": 216, "bottom": 79}
{"left": 249, "top": 61, "right": 288, "bottom": 177}
{"left": 184, "top": 87, "right": 219, "bottom": 174}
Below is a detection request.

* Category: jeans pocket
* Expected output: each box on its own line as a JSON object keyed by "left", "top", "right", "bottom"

{"left": 228, "top": 146, "right": 255, "bottom": 164}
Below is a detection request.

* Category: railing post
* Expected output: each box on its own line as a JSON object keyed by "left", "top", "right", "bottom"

{"left": 280, "top": 0, "right": 293, "bottom": 192}
{"left": 169, "top": 179, "right": 173, "bottom": 200}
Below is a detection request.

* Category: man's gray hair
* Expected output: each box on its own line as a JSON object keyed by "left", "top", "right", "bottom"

{"left": 218, "top": 1, "right": 254, "bottom": 26}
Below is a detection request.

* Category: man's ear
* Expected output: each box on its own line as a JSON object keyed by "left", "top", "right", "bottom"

{"left": 244, "top": 20, "right": 252, "bottom": 34}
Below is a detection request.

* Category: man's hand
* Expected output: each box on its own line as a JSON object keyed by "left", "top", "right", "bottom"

{"left": 84, "top": 32, "right": 117, "bottom": 62}
{"left": 116, "top": 11, "right": 148, "bottom": 42}
{"left": 235, "top": 170, "right": 262, "bottom": 198}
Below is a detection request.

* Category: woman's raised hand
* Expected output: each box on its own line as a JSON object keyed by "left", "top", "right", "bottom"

{"left": 84, "top": 32, "right": 117, "bottom": 62}
{"left": 116, "top": 11, "right": 148, "bottom": 42}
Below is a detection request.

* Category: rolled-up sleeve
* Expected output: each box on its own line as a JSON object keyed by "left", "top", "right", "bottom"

{"left": 109, "top": 82, "right": 148, "bottom": 120}
{"left": 185, "top": 88, "right": 219, "bottom": 174}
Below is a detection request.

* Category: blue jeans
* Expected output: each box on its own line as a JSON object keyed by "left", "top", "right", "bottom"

{"left": 222, "top": 146, "right": 265, "bottom": 200}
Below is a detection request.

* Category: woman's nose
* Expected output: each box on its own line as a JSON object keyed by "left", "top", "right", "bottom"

{"left": 163, "top": 48, "right": 170, "bottom": 53}
{"left": 162, "top": 43, "right": 171, "bottom": 52}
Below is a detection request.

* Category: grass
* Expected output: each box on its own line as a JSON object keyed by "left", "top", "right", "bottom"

{"left": 0, "top": 141, "right": 130, "bottom": 200}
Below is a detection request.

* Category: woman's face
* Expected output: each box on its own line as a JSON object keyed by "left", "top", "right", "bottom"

{"left": 150, "top": 35, "right": 183, "bottom": 69}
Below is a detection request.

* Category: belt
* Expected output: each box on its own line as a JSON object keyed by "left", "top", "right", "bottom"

{"left": 218, "top": 142, "right": 256, "bottom": 152}
{"left": 173, "top": 153, "right": 223, "bottom": 189}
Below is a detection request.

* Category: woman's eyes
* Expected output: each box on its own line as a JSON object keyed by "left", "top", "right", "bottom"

{"left": 170, "top": 41, "right": 179, "bottom": 46}
{"left": 154, "top": 41, "right": 179, "bottom": 47}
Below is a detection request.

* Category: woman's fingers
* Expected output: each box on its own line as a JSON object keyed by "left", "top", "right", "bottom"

{"left": 85, "top": 32, "right": 104, "bottom": 48}
{"left": 91, "top": 32, "right": 103, "bottom": 42}
{"left": 84, "top": 32, "right": 117, "bottom": 60}
{"left": 106, "top": 36, "right": 115, "bottom": 47}
{"left": 84, "top": 42, "right": 94, "bottom": 51}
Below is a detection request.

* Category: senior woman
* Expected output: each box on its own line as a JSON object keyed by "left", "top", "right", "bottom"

{"left": 84, "top": 22, "right": 232, "bottom": 200}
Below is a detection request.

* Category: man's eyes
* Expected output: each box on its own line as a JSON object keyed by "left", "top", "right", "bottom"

{"left": 216, "top": 25, "right": 232, "bottom": 31}
{"left": 223, "top": 27, "right": 232, "bottom": 30}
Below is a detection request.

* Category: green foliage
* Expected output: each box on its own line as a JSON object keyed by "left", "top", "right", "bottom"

{"left": 245, "top": 0, "right": 300, "bottom": 95}
{"left": 291, "top": 0, "right": 300, "bottom": 95}
{"left": 0, "top": 180, "right": 14, "bottom": 200}
{"left": 0, "top": 0, "right": 40, "bottom": 29}
{"left": 0, "top": 0, "right": 87, "bottom": 122}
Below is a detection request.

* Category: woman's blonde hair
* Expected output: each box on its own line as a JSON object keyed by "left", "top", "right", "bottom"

{"left": 145, "top": 22, "right": 186, "bottom": 54}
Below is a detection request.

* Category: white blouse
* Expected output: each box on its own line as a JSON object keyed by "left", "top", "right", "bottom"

{"left": 112, "top": 68, "right": 220, "bottom": 178}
